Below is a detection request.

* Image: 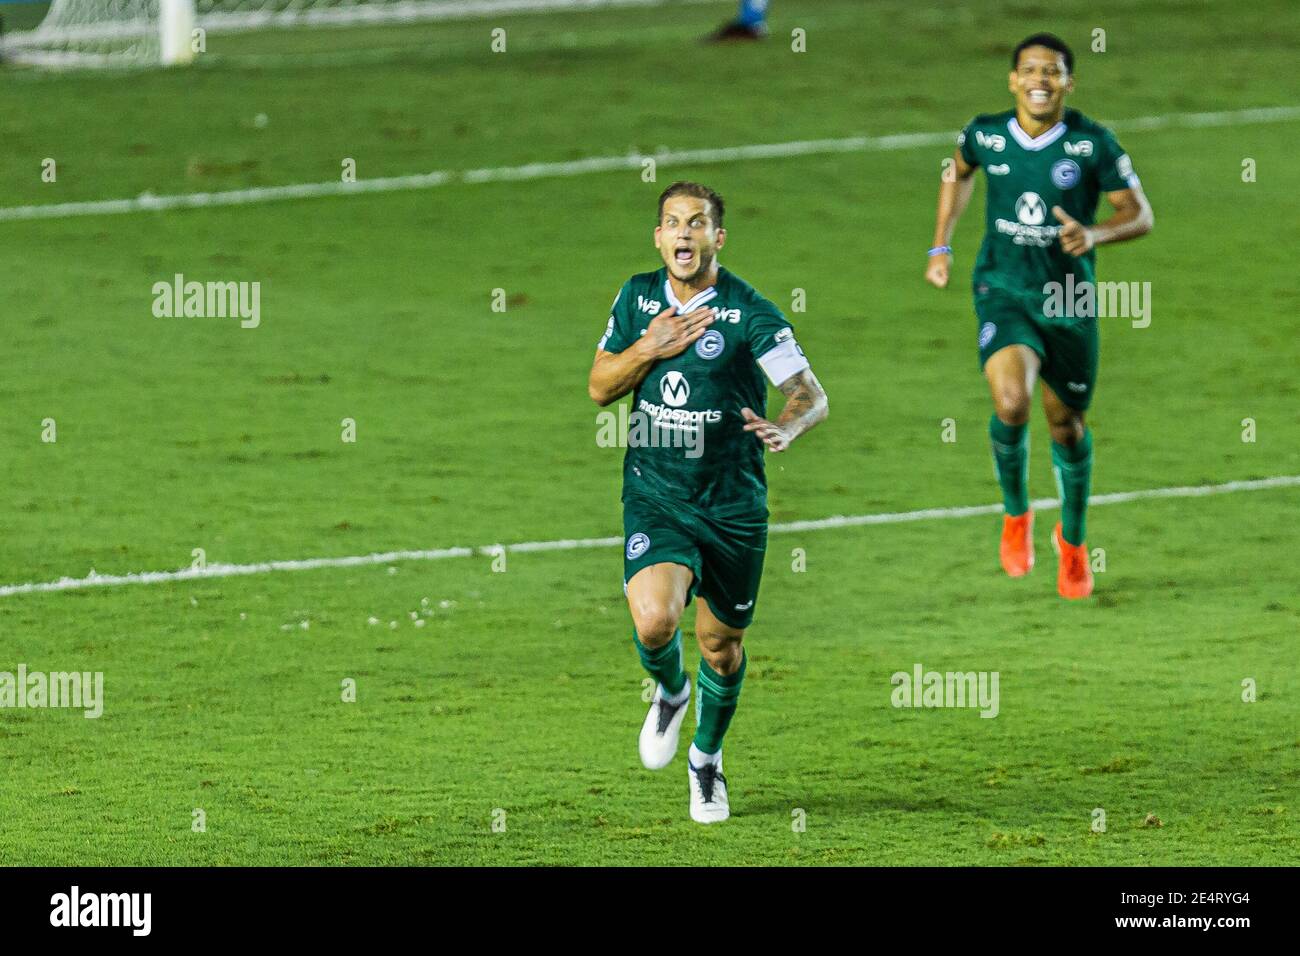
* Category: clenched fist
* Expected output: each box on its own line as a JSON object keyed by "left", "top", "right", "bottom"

{"left": 925, "top": 252, "right": 952, "bottom": 289}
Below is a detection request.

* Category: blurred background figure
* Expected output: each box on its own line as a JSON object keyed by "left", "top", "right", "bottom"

{"left": 706, "top": 0, "right": 769, "bottom": 42}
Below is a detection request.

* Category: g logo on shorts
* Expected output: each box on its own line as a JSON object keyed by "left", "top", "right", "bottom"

{"left": 979, "top": 321, "right": 997, "bottom": 349}
{"left": 626, "top": 533, "right": 650, "bottom": 560}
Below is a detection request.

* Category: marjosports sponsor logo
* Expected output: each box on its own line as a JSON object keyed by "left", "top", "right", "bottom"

{"left": 978, "top": 322, "right": 997, "bottom": 349}
{"left": 995, "top": 191, "right": 1060, "bottom": 247}
{"left": 635, "top": 396, "right": 722, "bottom": 431}
{"left": 594, "top": 399, "right": 717, "bottom": 460}
{"left": 1016, "top": 191, "right": 1046, "bottom": 224}
{"left": 660, "top": 370, "right": 690, "bottom": 407}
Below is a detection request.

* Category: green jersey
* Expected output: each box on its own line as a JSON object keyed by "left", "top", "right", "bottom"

{"left": 959, "top": 108, "right": 1139, "bottom": 302}
{"left": 598, "top": 266, "right": 807, "bottom": 517}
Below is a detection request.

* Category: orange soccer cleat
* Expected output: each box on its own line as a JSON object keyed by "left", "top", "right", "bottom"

{"left": 999, "top": 511, "right": 1035, "bottom": 578}
{"left": 1052, "top": 522, "right": 1094, "bottom": 600}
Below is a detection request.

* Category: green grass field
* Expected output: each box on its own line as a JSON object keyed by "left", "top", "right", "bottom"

{"left": 1, "top": 0, "right": 1296, "bottom": 865}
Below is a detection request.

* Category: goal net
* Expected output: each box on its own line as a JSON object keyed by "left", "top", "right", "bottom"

{"left": 1, "top": 0, "right": 673, "bottom": 67}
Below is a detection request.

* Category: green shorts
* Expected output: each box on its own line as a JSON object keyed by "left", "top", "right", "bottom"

{"left": 622, "top": 494, "right": 768, "bottom": 630}
{"left": 974, "top": 286, "right": 1099, "bottom": 411}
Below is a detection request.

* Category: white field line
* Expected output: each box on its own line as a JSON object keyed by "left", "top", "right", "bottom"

{"left": 2, "top": 106, "right": 1297, "bottom": 224}
{"left": 1, "top": 474, "right": 1296, "bottom": 599}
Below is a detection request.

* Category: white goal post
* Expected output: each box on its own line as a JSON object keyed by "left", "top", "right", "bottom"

{"left": 0, "top": 0, "right": 690, "bottom": 68}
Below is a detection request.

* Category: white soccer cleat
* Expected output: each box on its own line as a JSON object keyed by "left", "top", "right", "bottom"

{"left": 639, "top": 679, "right": 690, "bottom": 770}
{"left": 688, "top": 755, "right": 730, "bottom": 824}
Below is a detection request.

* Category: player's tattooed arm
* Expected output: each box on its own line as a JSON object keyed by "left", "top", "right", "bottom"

{"left": 588, "top": 306, "right": 716, "bottom": 406}
{"left": 741, "top": 369, "right": 828, "bottom": 453}
{"left": 1052, "top": 185, "right": 1154, "bottom": 256}
{"left": 926, "top": 149, "right": 977, "bottom": 289}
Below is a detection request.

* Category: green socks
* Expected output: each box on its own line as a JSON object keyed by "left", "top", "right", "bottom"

{"left": 634, "top": 630, "right": 747, "bottom": 754}
{"left": 1052, "top": 428, "right": 1093, "bottom": 546}
{"left": 633, "top": 628, "right": 687, "bottom": 697}
{"left": 693, "top": 651, "right": 747, "bottom": 755}
{"left": 990, "top": 412, "right": 1093, "bottom": 544}
{"left": 989, "top": 414, "right": 1030, "bottom": 516}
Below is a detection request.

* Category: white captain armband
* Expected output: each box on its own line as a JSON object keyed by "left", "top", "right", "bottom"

{"left": 756, "top": 336, "right": 811, "bottom": 387}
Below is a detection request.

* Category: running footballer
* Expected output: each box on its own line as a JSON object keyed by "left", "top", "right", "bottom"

{"left": 588, "top": 181, "right": 828, "bottom": 823}
{"left": 926, "top": 33, "right": 1154, "bottom": 598}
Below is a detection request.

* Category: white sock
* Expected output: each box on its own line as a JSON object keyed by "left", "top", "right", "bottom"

{"left": 689, "top": 742, "right": 721, "bottom": 769}
{"left": 660, "top": 677, "right": 691, "bottom": 707}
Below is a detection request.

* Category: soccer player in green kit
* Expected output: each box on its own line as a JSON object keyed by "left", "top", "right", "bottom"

{"left": 925, "top": 33, "right": 1153, "bottom": 599}
{"left": 588, "top": 182, "right": 828, "bottom": 823}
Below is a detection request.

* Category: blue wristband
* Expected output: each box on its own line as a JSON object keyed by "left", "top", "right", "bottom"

{"left": 927, "top": 245, "right": 952, "bottom": 257}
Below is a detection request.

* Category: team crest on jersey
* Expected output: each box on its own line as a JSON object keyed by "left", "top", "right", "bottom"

{"left": 979, "top": 322, "right": 997, "bottom": 349}
{"left": 695, "top": 329, "right": 725, "bottom": 360}
{"left": 1051, "top": 159, "right": 1081, "bottom": 189}
{"left": 626, "top": 533, "right": 650, "bottom": 560}
{"left": 1015, "top": 191, "right": 1047, "bottom": 225}
{"left": 660, "top": 370, "right": 690, "bottom": 407}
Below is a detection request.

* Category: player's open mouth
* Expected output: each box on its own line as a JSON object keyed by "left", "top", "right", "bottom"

{"left": 675, "top": 247, "right": 695, "bottom": 264}
{"left": 1027, "top": 89, "right": 1051, "bottom": 106}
